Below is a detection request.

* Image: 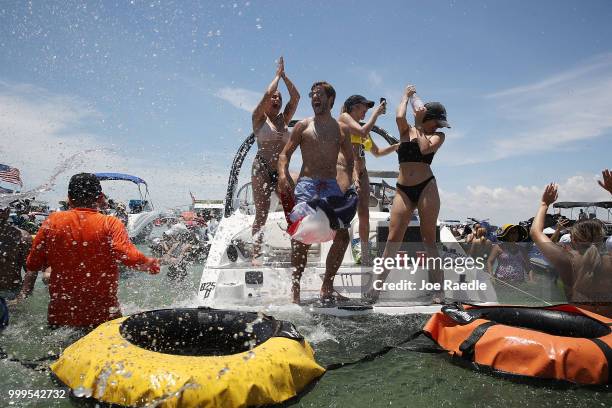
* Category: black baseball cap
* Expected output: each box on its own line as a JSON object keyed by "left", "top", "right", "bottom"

{"left": 343, "top": 95, "right": 375, "bottom": 112}
{"left": 423, "top": 102, "right": 451, "bottom": 128}
{"left": 68, "top": 173, "right": 103, "bottom": 206}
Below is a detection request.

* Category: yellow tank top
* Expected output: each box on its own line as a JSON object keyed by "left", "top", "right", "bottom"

{"left": 350, "top": 134, "right": 372, "bottom": 152}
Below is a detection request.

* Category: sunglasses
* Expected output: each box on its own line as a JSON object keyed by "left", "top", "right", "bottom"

{"left": 308, "top": 91, "right": 324, "bottom": 98}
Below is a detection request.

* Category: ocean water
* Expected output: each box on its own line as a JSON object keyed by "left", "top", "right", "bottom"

{"left": 1, "top": 244, "right": 611, "bottom": 408}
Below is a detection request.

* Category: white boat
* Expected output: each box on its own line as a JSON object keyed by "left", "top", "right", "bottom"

{"left": 95, "top": 173, "right": 159, "bottom": 243}
{"left": 553, "top": 201, "right": 612, "bottom": 237}
{"left": 196, "top": 124, "right": 497, "bottom": 315}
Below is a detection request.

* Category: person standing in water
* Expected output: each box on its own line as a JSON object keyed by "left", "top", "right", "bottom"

{"left": 251, "top": 56, "right": 300, "bottom": 264}
{"left": 12, "top": 173, "right": 160, "bottom": 328}
{"left": 0, "top": 205, "right": 32, "bottom": 298}
{"left": 365, "top": 85, "right": 448, "bottom": 303}
{"left": 531, "top": 181, "right": 612, "bottom": 318}
{"left": 487, "top": 224, "right": 532, "bottom": 282}
{"left": 337, "top": 95, "right": 399, "bottom": 265}
{"left": 278, "top": 81, "right": 355, "bottom": 304}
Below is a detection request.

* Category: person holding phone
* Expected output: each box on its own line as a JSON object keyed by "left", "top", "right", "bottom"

{"left": 337, "top": 95, "right": 399, "bottom": 266}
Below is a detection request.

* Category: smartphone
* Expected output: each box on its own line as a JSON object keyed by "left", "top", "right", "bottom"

{"left": 380, "top": 97, "right": 386, "bottom": 114}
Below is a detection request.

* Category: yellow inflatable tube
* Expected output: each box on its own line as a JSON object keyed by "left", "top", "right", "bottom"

{"left": 51, "top": 309, "right": 325, "bottom": 407}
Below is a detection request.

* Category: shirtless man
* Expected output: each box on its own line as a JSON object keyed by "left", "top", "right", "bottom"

{"left": 0, "top": 206, "right": 32, "bottom": 297}
{"left": 278, "top": 81, "right": 356, "bottom": 304}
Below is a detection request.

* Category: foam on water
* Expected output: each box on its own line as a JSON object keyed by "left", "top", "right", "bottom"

{"left": 302, "top": 322, "right": 339, "bottom": 345}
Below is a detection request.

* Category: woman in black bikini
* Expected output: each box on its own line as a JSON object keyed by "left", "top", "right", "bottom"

{"left": 251, "top": 57, "right": 300, "bottom": 264}
{"left": 366, "top": 84, "right": 448, "bottom": 302}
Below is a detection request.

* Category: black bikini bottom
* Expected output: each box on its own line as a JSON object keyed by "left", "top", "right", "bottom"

{"left": 396, "top": 176, "right": 435, "bottom": 204}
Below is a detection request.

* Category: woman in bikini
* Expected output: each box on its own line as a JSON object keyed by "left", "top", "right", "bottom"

{"left": 366, "top": 84, "right": 448, "bottom": 303}
{"left": 337, "top": 95, "right": 398, "bottom": 266}
{"left": 531, "top": 183, "right": 612, "bottom": 318}
{"left": 251, "top": 57, "right": 300, "bottom": 263}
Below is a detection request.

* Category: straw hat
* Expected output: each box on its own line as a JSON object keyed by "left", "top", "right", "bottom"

{"left": 496, "top": 224, "right": 528, "bottom": 242}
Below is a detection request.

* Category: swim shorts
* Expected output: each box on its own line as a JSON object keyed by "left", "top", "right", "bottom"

{"left": 294, "top": 177, "right": 343, "bottom": 203}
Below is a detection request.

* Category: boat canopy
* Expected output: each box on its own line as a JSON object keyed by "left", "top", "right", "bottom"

{"left": 94, "top": 173, "right": 147, "bottom": 185}
{"left": 554, "top": 201, "right": 612, "bottom": 209}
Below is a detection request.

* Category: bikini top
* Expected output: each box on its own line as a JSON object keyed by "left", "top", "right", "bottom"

{"left": 397, "top": 139, "right": 435, "bottom": 165}
{"left": 350, "top": 134, "right": 372, "bottom": 158}
{"left": 255, "top": 118, "right": 290, "bottom": 145}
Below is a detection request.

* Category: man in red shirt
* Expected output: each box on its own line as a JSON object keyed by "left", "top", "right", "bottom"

{"left": 13, "top": 173, "right": 160, "bottom": 327}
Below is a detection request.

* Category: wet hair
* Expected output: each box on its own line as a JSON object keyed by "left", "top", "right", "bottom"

{"left": 571, "top": 219, "right": 606, "bottom": 286}
{"left": 68, "top": 173, "right": 102, "bottom": 207}
{"left": 311, "top": 81, "right": 336, "bottom": 108}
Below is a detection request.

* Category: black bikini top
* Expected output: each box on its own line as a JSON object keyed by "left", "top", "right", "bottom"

{"left": 397, "top": 139, "right": 435, "bottom": 165}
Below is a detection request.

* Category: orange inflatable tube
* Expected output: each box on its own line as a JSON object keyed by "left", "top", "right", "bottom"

{"left": 423, "top": 303, "right": 612, "bottom": 385}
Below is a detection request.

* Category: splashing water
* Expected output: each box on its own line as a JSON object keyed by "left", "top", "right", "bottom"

{"left": 0, "top": 148, "right": 114, "bottom": 207}
{"left": 72, "top": 386, "right": 93, "bottom": 398}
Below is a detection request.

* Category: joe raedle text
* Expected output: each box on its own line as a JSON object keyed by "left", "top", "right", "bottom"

{"left": 372, "top": 279, "right": 488, "bottom": 291}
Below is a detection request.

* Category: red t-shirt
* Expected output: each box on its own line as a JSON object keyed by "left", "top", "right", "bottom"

{"left": 27, "top": 208, "right": 155, "bottom": 327}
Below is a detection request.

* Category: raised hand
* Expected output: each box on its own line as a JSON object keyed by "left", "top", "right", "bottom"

{"left": 374, "top": 101, "right": 386, "bottom": 116}
{"left": 555, "top": 217, "right": 570, "bottom": 231}
{"left": 598, "top": 169, "right": 612, "bottom": 194}
{"left": 541, "top": 183, "right": 558, "bottom": 206}
{"left": 404, "top": 84, "right": 416, "bottom": 97}
{"left": 276, "top": 56, "right": 285, "bottom": 77}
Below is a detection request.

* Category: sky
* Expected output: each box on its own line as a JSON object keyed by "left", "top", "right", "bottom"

{"left": 0, "top": 0, "right": 611, "bottom": 225}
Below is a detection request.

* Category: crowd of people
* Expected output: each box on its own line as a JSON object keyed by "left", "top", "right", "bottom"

{"left": 250, "top": 58, "right": 449, "bottom": 304}
{"left": 446, "top": 171, "right": 612, "bottom": 317}
{"left": 530, "top": 172, "right": 612, "bottom": 318}
{"left": 250, "top": 57, "right": 612, "bottom": 309}
{"left": 1, "top": 56, "right": 611, "bottom": 331}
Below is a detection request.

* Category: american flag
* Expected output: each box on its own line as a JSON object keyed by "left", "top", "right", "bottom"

{"left": 0, "top": 164, "right": 23, "bottom": 187}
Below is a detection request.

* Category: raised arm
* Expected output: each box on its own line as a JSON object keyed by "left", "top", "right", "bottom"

{"left": 278, "top": 119, "right": 305, "bottom": 193}
{"left": 530, "top": 184, "right": 572, "bottom": 279}
{"left": 370, "top": 140, "right": 400, "bottom": 157}
{"left": 109, "top": 217, "right": 160, "bottom": 273}
{"left": 396, "top": 87, "right": 413, "bottom": 137}
{"left": 252, "top": 58, "right": 284, "bottom": 131}
{"left": 339, "top": 102, "right": 385, "bottom": 138}
{"left": 281, "top": 62, "right": 300, "bottom": 124}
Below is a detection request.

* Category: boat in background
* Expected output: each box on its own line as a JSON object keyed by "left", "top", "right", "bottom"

{"left": 196, "top": 123, "right": 497, "bottom": 314}
{"left": 553, "top": 201, "right": 612, "bottom": 237}
{"left": 94, "top": 173, "right": 159, "bottom": 243}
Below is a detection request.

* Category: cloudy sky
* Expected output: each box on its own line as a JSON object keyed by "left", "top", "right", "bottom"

{"left": 1, "top": 0, "right": 611, "bottom": 224}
